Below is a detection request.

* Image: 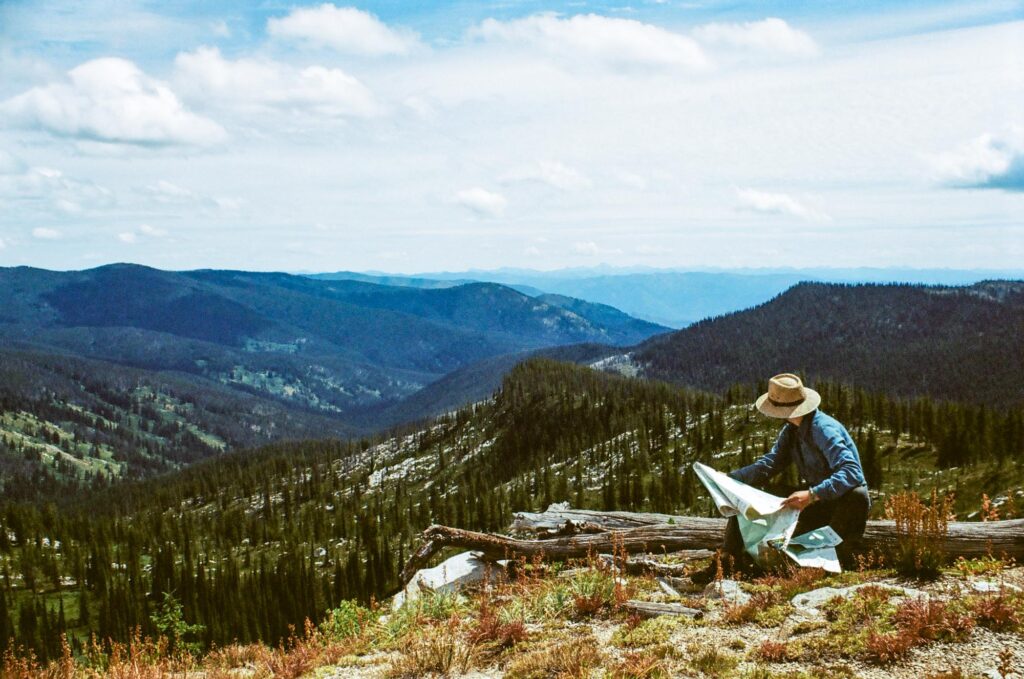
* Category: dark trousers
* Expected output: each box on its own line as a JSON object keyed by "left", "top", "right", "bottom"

{"left": 722, "top": 485, "right": 870, "bottom": 569}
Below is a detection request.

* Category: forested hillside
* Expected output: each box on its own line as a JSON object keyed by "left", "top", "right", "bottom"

{"left": 0, "top": 265, "right": 667, "bottom": 490}
{"left": 0, "top": 350, "right": 357, "bottom": 500}
{"left": 1, "top": 359, "right": 1019, "bottom": 661}
{"left": 0, "top": 264, "right": 664, "bottom": 411}
{"left": 635, "top": 280, "right": 1024, "bottom": 405}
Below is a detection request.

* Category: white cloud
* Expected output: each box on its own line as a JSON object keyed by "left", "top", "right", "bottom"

{"left": 135, "top": 178, "right": 242, "bottom": 217}
{"left": 32, "top": 227, "right": 60, "bottom": 240}
{"left": 454, "top": 187, "right": 507, "bottom": 216}
{"left": 211, "top": 20, "right": 231, "bottom": 38}
{"left": 616, "top": 172, "right": 648, "bottom": 190}
{"left": 736, "top": 188, "right": 830, "bottom": 222}
{"left": 471, "top": 13, "right": 708, "bottom": 69}
{"left": 572, "top": 240, "right": 623, "bottom": 256}
{"left": 573, "top": 240, "right": 601, "bottom": 255}
{"left": 693, "top": 18, "right": 818, "bottom": 58}
{"left": 116, "top": 223, "right": 168, "bottom": 244}
{"left": 931, "top": 126, "right": 1024, "bottom": 191}
{"left": 0, "top": 150, "right": 27, "bottom": 175}
{"left": 1, "top": 58, "right": 227, "bottom": 146}
{"left": 0, "top": 238, "right": 6, "bottom": 250}
{"left": 141, "top": 179, "right": 196, "bottom": 203}
{"left": 0, "top": 165, "right": 114, "bottom": 214}
{"left": 174, "top": 47, "right": 378, "bottom": 118}
{"left": 634, "top": 244, "right": 664, "bottom": 255}
{"left": 504, "top": 160, "right": 592, "bottom": 191}
{"left": 139, "top": 223, "right": 168, "bottom": 237}
{"left": 267, "top": 4, "right": 421, "bottom": 56}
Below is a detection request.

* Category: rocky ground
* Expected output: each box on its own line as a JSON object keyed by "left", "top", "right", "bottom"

{"left": 306, "top": 555, "right": 1024, "bottom": 679}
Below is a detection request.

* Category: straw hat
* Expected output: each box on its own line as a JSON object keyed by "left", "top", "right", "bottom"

{"left": 755, "top": 373, "right": 821, "bottom": 419}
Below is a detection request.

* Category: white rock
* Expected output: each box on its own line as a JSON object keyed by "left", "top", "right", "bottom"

{"left": 392, "top": 551, "right": 505, "bottom": 610}
{"left": 971, "top": 580, "right": 1021, "bottom": 594}
{"left": 790, "top": 583, "right": 927, "bottom": 617}
{"left": 704, "top": 579, "right": 750, "bottom": 606}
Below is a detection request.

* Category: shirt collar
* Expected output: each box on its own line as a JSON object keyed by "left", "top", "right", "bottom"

{"left": 789, "top": 410, "right": 817, "bottom": 436}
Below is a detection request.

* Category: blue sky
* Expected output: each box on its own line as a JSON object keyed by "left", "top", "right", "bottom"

{"left": 0, "top": 0, "right": 1021, "bottom": 272}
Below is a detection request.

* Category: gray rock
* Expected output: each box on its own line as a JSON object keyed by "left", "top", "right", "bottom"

{"left": 971, "top": 580, "right": 1021, "bottom": 594}
{"left": 392, "top": 551, "right": 505, "bottom": 610}
{"left": 704, "top": 579, "right": 751, "bottom": 606}
{"left": 790, "top": 583, "right": 928, "bottom": 617}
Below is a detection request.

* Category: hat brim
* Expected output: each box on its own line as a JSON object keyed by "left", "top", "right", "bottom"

{"left": 755, "top": 388, "right": 821, "bottom": 419}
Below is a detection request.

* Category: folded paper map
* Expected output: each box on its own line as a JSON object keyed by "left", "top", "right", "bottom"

{"left": 692, "top": 462, "right": 842, "bottom": 572}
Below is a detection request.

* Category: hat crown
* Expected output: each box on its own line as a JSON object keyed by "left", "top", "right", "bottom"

{"left": 767, "top": 373, "right": 806, "bottom": 405}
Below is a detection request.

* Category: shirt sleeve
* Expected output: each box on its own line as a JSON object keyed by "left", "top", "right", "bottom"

{"left": 808, "top": 422, "right": 863, "bottom": 501}
{"left": 729, "top": 425, "right": 792, "bottom": 486}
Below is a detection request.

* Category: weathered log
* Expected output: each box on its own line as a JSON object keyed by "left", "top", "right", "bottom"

{"left": 598, "top": 552, "right": 715, "bottom": 577}
{"left": 656, "top": 577, "right": 682, "bottom": 598}
{"left": 513, "top": 506, "right": 689, "bottom": 533}
{"left": 401, "top": 522, "right": 728, "bottom": 585}
{"left": 512, "top": 507, "right": 1024, "bottom": 561}
{"left": 400, "top": 515, "right": 1024, "bottom": 587}
{"left": 622, "top": 600, "right": 703, "bottom": 619}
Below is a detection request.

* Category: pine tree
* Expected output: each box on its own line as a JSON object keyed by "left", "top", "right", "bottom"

{"left": 0, "top": 591, "right": 10, "bottom": 656}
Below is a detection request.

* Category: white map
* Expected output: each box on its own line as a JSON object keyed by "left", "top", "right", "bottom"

{"left": 692, "top": 462, "right": 842, "bottom": 573}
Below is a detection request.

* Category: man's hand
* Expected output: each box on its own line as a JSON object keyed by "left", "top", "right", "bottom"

{"left": 782, "top": 490, "right": 814, "bottom": 510}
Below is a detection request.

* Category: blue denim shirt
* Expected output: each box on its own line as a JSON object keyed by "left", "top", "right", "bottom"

{"left": 729, "top": 410, "right": 867, "bottom": 502}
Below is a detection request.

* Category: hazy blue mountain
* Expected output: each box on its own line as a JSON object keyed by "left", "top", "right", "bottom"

{"left": 334, "top": 267, "right": 1024, "bottom": 327}
{"left": 309, "top": 271, "right": 470, "bottom": 289}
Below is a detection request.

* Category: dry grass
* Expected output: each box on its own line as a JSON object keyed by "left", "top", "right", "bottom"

{"left": 686, "top": 641, "right": 738, "bottom": 678}
{"left": 885, "top": 490, "right": 953, "bottom": 580}
{"left": 754, "top": 639, "right": 797, "bottom": 663}
{"left": 503, "top": 634, "right": 602, "bottom": 679}
{"left": 607, "top": 647, "right": 673, "bottom": 679}
{"left": 384, "top": 616, "right": 477, "bottom": 678}
{"left": 966, "top": 589, "right": 1024, "bottom": 632}
{"left": 862, "top": 597, "right": 974, "bottom": 665}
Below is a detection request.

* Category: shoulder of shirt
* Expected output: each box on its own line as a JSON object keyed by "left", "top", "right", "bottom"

{"left": 811, "top": 411, "right": 846, "bottom": 439}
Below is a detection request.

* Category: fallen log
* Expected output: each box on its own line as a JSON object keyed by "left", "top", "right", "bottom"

{"left": 400, "top": 515, "right": 1024, "bottom": 587}
{"left": 513, "top": 506, "right": 688, "bottom": 533}
{"left": 400, "top": 522, "right": 726, "bottom": 585}
{"left": 600, "top": 552, "right": 715, "bottom": 577}
{"left": 512, "top": 506, "right": 1024, "bottom": 561}
{"left": 622, "top": 600, "right": 702, "bottom": 619}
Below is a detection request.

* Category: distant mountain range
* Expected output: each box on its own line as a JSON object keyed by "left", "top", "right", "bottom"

{"left": 0, "top": 264, "right": 667, "bottom": 488}
{"left": 3, "top": 264, "right": 1022, "bottom": 493}
{"left": 314, "top": 267, "right": 1024, "bottom": 327}
{"left": 633, "top": 280, "right": 1024, "bottom": 406}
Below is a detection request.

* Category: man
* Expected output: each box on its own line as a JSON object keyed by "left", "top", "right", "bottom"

{"left": 691, "top": 373, "right": 870, "bottom": 583}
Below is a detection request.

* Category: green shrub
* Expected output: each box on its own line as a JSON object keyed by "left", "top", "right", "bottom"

{"left": 611, "top": 617, "right": 678, "bottom": 648}
{"left": 320, "top": 599, "right": 371, "bottom": 640}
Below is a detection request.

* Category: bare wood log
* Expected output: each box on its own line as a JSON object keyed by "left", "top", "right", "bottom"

{"left": 512, "top": 507, "right": 1024, "bottom": 562}
{"left": 657, "top": 578, "right": 681, "bottom": 598}
{"left": 601, "top": 552, "right": 715, "bottom": 577}
{"left": 401, "top": 516, "right": 1024, "bottom": 588}
{"left": 513, "top": 506, "right": 689, "bottom": 533}
{"left": 622, "top": 600, "right": 702, "bottom": 619}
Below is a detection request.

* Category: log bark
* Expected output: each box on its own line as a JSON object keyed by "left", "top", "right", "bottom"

{"left": 598, "top": 552, "right": 714, "bottom": 577}
{"left": 622, "top": 600, "right": 702, "bottom": 619}
{"left": 512, "top": 507, "right": 1024, "bottom": 561}
{"left": 400, "top": 514, "right": 1024, "bottom": 587}
{"left": 513, "top": 507, "right": 689, "bottom": 534}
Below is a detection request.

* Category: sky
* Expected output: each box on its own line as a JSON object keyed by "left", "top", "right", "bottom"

{"left": 0, "top": 0, "right": 1021, "bottom": 273}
